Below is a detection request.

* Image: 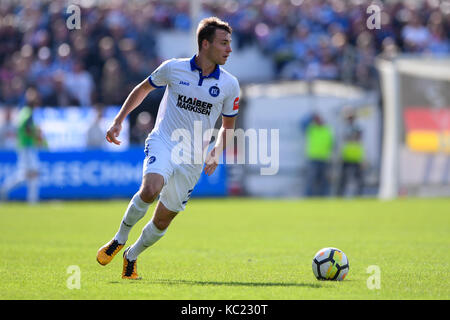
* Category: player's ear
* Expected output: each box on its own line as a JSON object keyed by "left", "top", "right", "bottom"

{"left": 201, "top": 38, "right": 210, "bottom": 51}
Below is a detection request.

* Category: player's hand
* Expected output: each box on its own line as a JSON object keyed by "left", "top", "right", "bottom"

{"left": 204, "top": 149, "right": 219, "bottom": 176}
{"left": 106, "top": 122, "right": 122, "bottom": 145}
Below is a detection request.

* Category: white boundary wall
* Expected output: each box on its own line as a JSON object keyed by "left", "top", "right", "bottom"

{"left": 242, "top": 81, "right": 380, "bottom": 197}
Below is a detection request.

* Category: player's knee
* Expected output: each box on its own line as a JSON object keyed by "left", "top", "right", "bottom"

{"left": 139, "top": 174, "right": 164, "bottom": 203}
{"left": 139, "top": 184, "right": 161, "bottom": 203}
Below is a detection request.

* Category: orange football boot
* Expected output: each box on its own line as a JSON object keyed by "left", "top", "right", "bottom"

{"left": 96, "top": 239, "right": 124, "bottom": 266}
{"left": 122, "top": 247, "right": 140, "bottom": 280}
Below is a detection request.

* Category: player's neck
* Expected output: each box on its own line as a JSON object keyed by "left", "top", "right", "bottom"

{"left": 195, "top": 54, "right": 216, "bottom": 77}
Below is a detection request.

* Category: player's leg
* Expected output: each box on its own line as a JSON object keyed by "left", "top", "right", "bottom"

{"left": 113, "top": 173, "right": 164, "bottom": 244}
{"left": 25, "top": 149, "right": 40, "bottom": 204}
{"left": 0, "top": 171, "right": 23, "bottom": 201}
{"left": 0, "top": 150, "right": 27, "bottom": 201}
{"left": 97, "top": 136, "right": 172, "bottom": 266}
{"left": 353, "top": 163, "right": 364, "bottom": 196}
{"left": 26, "top": 170, "right": 39, "bottom": 204}
{"left": 96, "top": 173, "right": 164, "bottom": 266}
{"left": 122, "top": 201, "right": 178, "bottom": 279}
{"left": 304, "top": 160, "right": 317, "bottom": 196}
{"left": 122, "top": 201, "right": 178, "bottom": 280}
{"left": 125, "top": 201, "right": 178, "bottom": 261}
{"left": 121, "top": 165, "right": 200, "bottom": 279}
{"left": 115, "top": 136, "right": 171, "bottom": 244}
{"left": 319, "top": 161, "right": 331, "bottom": 197}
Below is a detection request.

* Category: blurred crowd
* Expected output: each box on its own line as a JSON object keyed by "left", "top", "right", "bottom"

{"left": 0, "top": 0, "right": 449, "bottom": 109}
{"left": 207, "top": 0, "right": 450, "bottom": 86}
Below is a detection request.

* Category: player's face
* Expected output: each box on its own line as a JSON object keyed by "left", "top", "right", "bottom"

{"left": 207, "top": 29, "right": 232, "bottom": 65}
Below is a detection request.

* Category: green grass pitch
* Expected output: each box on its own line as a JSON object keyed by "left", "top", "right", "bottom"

{"left": 0, "top": 198, "right": 449, "bottom": 300}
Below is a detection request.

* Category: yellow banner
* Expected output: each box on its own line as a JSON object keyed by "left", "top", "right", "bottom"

{"left": 407, "top": 130, "right": 450, "bottom": 153}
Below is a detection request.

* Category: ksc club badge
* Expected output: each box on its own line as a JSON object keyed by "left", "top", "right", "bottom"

{"left": 209, "top": 86, "right": 220, "bottom": 97}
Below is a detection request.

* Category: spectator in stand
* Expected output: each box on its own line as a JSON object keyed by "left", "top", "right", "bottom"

{"left": 379, "top": 37, "right": 400, "bottom": 61}
{"left": 354, "top": 31, "right": 377, "bottom": 88}
{"left": 401, "top": 12, "right": 431, "bottom": 53}
{"left": 426, "top": 22, "right": 449, "bottom": 55}
{"left": 64, "top": 59, "right": 94, "bottom": 106}
{"left": 52, "top": 71, "right": 73, "bottom": 106}
{"left": 123, "top": 50, "right": 148, "bottom": 92}
{"left": 53, "top": 43, "right": 74, "bottom": 74}
{"left": 319, "top": 48, "right": 339, "bottom": 80}
{"left": 27, "top": 46, "right": 55, "bottom": 105}
{"left": 100, "top": 58, "right": 126, "bottom": 106}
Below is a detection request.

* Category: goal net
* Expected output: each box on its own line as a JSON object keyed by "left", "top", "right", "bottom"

{"left": 377, "top": 56, "right": 450, "bottom": 199}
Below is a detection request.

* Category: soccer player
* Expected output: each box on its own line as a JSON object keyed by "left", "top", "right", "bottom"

{"left": 96, "top": 17, "right": 240, "bottom": 279}
{"left": 0, "top": 87, "right": 46, "bottom": 204}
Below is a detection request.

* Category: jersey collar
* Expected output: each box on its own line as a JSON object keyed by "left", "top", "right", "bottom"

{"left": 190, "top": 55, "right": 220, "bottom": 80}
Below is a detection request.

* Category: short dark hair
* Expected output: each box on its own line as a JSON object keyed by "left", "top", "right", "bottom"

{"left": 196, "top": 17, "right": 232, "bottom": 51}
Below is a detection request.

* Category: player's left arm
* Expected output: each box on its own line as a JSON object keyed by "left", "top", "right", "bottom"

{"left": 204, "top": 115, "right": 236, "bottom": 176}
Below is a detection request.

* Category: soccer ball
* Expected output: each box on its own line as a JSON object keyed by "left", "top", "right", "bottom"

{"left": 312, "top": 247, "right": 349, "bottom": 281}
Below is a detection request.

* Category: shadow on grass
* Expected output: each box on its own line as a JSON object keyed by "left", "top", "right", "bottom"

{"left": 111, "top": 279, "right": 322, "bottom": 288}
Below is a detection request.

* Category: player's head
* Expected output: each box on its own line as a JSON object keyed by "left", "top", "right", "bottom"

{"left": 312, "top": 113, "right": 323, "bottom": 125}
{"left": 25, "top": 87, "right": 41, "bottom": 108}
{"left": 197, "top": 17, "right": 232, "bottom": 65}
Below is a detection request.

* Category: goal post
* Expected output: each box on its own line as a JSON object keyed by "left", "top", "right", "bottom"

{"left": 377, "top": 56, "right": 450, "bottom": 199}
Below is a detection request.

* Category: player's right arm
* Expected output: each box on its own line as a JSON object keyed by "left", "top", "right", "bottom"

{"left": 106, "top": 79, "right": 155, "bottom": 145}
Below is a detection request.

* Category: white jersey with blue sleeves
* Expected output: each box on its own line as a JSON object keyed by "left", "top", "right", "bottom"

{"left": 147, "top": 56, "right": 240, "bottom": 160}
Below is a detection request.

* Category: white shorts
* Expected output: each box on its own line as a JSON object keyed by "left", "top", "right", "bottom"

{"left": 142, "top": 137, "right": 202, "bottom": 212}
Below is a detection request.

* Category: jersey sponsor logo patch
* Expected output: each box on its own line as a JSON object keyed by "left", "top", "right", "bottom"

{"left": 179, "top": 80, "right": 190, "bottom": 86}
{"left": 209, "top": 86, "right": 220, "bottom": 97}
{"left": 233, "top": 97, "right": 240, "bottom": 110}
{"left": 177, "top": 94, "right": 212, "bottom": 116}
